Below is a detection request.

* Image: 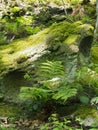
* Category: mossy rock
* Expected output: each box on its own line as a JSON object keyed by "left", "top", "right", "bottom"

{"left": 74, "top": 105, "right": 98, "bottom": 127}
{"left": 0, "top": 29, "right": 49, "bottom": 78}
{"left": 48, "top": 21, "right": 94, "bottom": 54}
{"left": 91, "top": 46, "right": 98, "bottom": 64}
{"left": 0, "top": 21, "right": 94, "bottom": 78}
{"left": 64, "top": 34, "right": 80, "bottom": 45}
{"left": 75, "top": 105, "right": 98, "bottom": 119}
{"left": 0, "top": 21, "right": 94, "bottom": 102}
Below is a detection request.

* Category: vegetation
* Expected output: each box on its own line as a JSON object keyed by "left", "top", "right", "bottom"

{"left": 0, "top": 0, "right": 98, "bottom": 129}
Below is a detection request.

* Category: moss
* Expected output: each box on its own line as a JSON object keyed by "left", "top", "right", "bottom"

{"left": 64, "top": 34, "right": 80, "bottom": 44}
{"left": 75, "top": 105, "right": 98, "bottom": 119}
{"left": 0, "top": 103, "right": 20, "bottom": 117}
{"left": 10, "top": 6, "right": 20, "bottom": 13}
{"left": 0, "top": 28, "right": 49, "bottom": 73}
{"left": 49, "top": 21, "right": 82, "bottom": 42}
{"left": 91, "top": 47, "right": 98, "bottom": 64}
{"left": 84, "top": 5, "right": 96, "bottom": 16}
{"left": 0, "top": 21, "right": 94, "bottom": 78}
{"left": 47, "top": 21, "right": 93, "bottom": 54}
{"left": 32, "top": 0, "right": 83, "bottom": 6}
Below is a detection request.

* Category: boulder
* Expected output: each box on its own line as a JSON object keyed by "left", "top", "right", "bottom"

{"left": 0, "top": 21, "right": 94, "bottom": 102}
{"left": 74, "top": 105, "right": 98, "bottom": 128}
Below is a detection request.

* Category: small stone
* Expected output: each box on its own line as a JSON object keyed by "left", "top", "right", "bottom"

{"left": 83, "top": 117, "right": 94, "bottom": 127}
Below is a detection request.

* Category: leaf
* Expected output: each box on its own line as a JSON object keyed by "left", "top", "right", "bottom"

{"left": 79, "top": 95, "right": 89, "bottom": 104}
{"left": 33, "top": 104, "right": 38, "bottom": 110}
{"left": 19, "top": 87, "right": 52, "bottom": 100}
{"left": 91, "top": 97, "right": 98, "bottom": 105}
{"left": 39, "top": 60, "right": 65, "bottom": 79}
{"left": 24, "top": 73, "right": 30, "bottom": 80}
{"left": 52, "top": 87, "right": 77, "bottom": 103}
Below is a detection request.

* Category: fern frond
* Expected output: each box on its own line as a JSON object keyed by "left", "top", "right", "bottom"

{"left": 19, "top": 87, "right": 52, "bottom": 100}
{"left": 39, "top": 60, "right": 65, "bottom": 79}
{"left": 52, "top": 87, "right": 77, "bottom": 102}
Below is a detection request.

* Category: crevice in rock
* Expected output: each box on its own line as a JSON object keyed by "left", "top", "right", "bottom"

{"left": 0, "top": 69, "right": 32, "bottom": 102}
{"left": 79, "top": 36, "right": 93, "bottom": 57}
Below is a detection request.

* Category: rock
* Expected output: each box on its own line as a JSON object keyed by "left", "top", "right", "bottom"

{"left": 72, "top": 105, "right": 98, "bottom": 129}
{"left": 83, "top": 117, "right": 94, "bottom": 127}
{"left": 48, "top": 2, "right": 59, "bottom": 8}
{"left": 0, "top": 21, "right": 94, "bottom": 78}
{"left": 0, "top": 29, "right": 49, "bottom": 78}
{"left": 0, "top": 21, "right": 94, "bottom": 102}
{"left": 74, "top": 105, "right": 98, "bottom": 122}
{"left": 52, "top": 15, "right": 66, "bottom": 21}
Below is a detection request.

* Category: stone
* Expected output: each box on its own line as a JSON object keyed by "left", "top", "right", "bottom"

{"left": 0, "top": 21, "right": 94, "bottom": 102}
{"left": 83, "top": 117, "right": 94, "bottom": 127}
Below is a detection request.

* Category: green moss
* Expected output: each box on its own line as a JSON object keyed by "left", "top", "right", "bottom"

{"left": 85, "top": 6, "right": 96, "bottom": 16}
{"left": 49, "top": 21, "right": 82, "bottom": 42}
{"left": 32, "top": 0, "right": 83, "bottom": 6}
{"left": 68, "top": 0, "right": 83, "bottom": 5}
{"left": 0, "top": 103, "right": 20, "bottom": 117}
{"left": 75, "top": 105, "right": 98, "bottom": 119}
{"left": 91, "top": 47, "right": 98, "bottom": 64}
{"left": 48, "top": 21, "right": 93, "bottom": 49}
{"left": 0, "top": 28, "right": 49, "bottom": 72}
{"left": 64, "top": 35, "right": 80, "bottom": 44}
{"left": 0, "top": 21, "right": 94, "bottom": 78}
{"left": 10, "top": 6, "right": 20, "bottom": 13}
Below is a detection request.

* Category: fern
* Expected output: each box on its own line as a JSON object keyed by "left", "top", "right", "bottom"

{"left": 91, "top": 97, "right": 98, "bottom": 105}
{"left": 52, "top": 87, "right": 77, "bottom": 102}
{"left": 19, "top": 87, "right": 52, "bottom": 101}
{"left": 39, "top": 60, "right": 65, "bottom": 79}
{"left": 20, "top": 60, "right": 78, "bottom": 107}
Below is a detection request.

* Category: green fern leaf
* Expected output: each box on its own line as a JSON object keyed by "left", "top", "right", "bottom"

{"left": 19, "top": 87, "right": 52, "bottom": 100}
{"left": 39, "top": 60, "right": 65, "bottom": 79}
{"left": 52, "top": 87, "right": 77, "bottom": 102}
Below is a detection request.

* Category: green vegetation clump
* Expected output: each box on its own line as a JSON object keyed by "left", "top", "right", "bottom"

{"left": 0, "top": 1, "right": 97, "bottom": 129}
{"left": 48, "top": 21, "right": 93, "bottom": 47}
{"left": 19, "top": 61, "right": 78, "bottom": 113}
{"left": 91, "top": 47, "right": 98, "bottom": 64}
{"left": 0, "top": 103, "right": 20, "bottom": 117}
{"left": 0, "top": 20, "right": 94, "bottom": 78}
{"left": 49, "top": 21, "right": 82, "bottom": 42}
{"left": 0, "top": 28, "right": 48, "bottom": 77}
{"left": 75, "top": 105, "right": 98, "bottom": 119}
